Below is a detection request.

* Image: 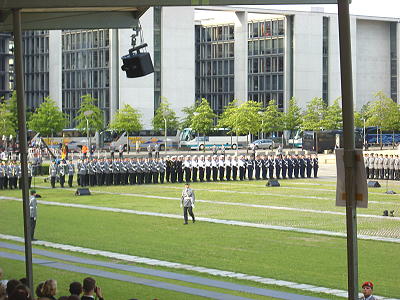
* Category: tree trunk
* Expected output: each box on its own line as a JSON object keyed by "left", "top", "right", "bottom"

{"left": 380, "top": 128, "right": 383, "bottom": 150}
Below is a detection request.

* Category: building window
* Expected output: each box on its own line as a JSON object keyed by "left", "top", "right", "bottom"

{"left": 248, "top": 18, "right": 285, "bottom": 109}
{"left": 195, "top": 24, "right": 235, "bottom": 115}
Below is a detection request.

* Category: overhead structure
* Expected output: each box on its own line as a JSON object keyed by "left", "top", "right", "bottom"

{"left": 2, "top": 0, "right": 358, "bottom": 299}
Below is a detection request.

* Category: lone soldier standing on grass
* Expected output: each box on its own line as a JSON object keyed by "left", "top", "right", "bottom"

{"left": 29, "top": 190, "right": 38, "bottom": 240}
{"left": 181, "top": 182, "right": 195, "bottom": 225}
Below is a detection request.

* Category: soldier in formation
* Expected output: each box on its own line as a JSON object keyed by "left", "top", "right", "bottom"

{"left": 365, "top": 152, "right": 400, "bottom": 181}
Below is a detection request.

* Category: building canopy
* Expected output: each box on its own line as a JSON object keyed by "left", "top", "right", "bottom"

{"left": 0, "top": 0, "right": 339, "bottom": 30}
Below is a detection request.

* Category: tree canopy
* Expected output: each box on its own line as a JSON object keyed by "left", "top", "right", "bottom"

{"left": 190, "top": 98, "right": 216, "bottom": 135}
{"left": 28, "top": 97, "right": 67, "bottom": 136}
{"left": 152, "top": 98, "right": 179, "bottom": 131}
{"left": 301, "top": 97, "right": 327, "bottom": 131}
{"left": 109, "top": 104, "right": 143, "bottom": 133}
{"left": 0, "top": 101, "right": 15, "bottom": 137}
{"left": 283, "top": 97, "right": 302, "bottom": 132}
{"left": 75, "top": 94, "right": 103, "bottom": 134}
{"left": 261, "top": 99, "right": 284, "bottom": 134}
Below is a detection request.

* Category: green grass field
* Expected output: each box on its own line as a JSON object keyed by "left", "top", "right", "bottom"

{"left": 1, "top": 176, "right": 400, "bottom": 299}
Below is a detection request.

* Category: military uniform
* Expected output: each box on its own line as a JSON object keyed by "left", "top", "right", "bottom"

{"left": 67, "top": 161, "right": 75, "bottom": 187}
{"left": 49, "top": 162, "right": 58, "bottom": 188}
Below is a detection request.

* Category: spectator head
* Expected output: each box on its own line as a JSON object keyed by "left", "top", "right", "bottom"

{"left": 362, "top": 281, "right": 374, "bottom": 297}
{"left": 0, "top": 283, "right": 6, "bottom": 299}
{"left": 7, "top": 280, "right": 21, "bottom": 296}
{"left": 35, "top": 282, "right": 44, "bottom": 297}
{"left": 67, "top": 296, "right": 80, "bottom": 300}
{"left": 68, "top": 282, "right": 82, "bottom": 296}
{"left": 58, "top": 297, "right": 68, "bottom": 300}
{"left": 41, "top": 279, "right": 57, "bottom": 297}
{"left": 9, "top": 284, "right": 31, "bottom": 300}
{"left": 18, "top": 278, "right": 28, "bottom": 287}
{"left": 82, "top": 277, "right": 96, "bottom": 294}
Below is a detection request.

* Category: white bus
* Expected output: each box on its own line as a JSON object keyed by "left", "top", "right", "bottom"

{"left": 179, "top": 128, "right": 249, "bottom": 150}
{"left": 109, "top": 130, "right": 180, "bottom": 151}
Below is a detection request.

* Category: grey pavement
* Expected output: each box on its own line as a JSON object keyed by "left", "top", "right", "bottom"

{"left": 0, "top": 241, "right": 323, "bottom": 300}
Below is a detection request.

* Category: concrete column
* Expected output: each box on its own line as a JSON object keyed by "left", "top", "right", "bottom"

{"left": 48, "top": 30, "right": 62, "bottom": 108}
{"left": 109, "top": 29, "right": 120, "bottom": 121}
{"left": 234, "top": 11, "right": 248, "bottom": 104}
{"left": 283, "top": 15, "right": 293, "bottom": 112}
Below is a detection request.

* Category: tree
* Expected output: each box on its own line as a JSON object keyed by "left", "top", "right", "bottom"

{"left": 190, "top": 98, "right": 216, "bottom": 150}
{"left": 180, "top": 101, "right": 199, "bottom": 130}
{"left": 109, "top": 104, "right": 143, "bottom": 152}
{"left": 322, "top": 98, "right": 342, "bottom": 130}
{"left": 301, "top": 97, "right": 327, "bottom": 131}
{"left": 5, "top": 91, "right": 18, "bottom": 133}
{"left": 0, "top": 101, "right": 15, "bottom": 137}
{"left": 353, "top": 111, "right": 364, "bottom": 129}
{"left": 217, "top": 100, "right": 238, "bottom": 133}
{"left": 261, "top": 99, "right": 284, "bottom": 136}
{"left": 75, "top": 94, "right": 104, "bottom": 135}
{"left": 283, "top": 97, "right": 302, "bottom": 133}
{"left": 365, "top": 91, "right": 398, "bottom": 148}
{"left": 152, "top": 98, "right": 179, "bottom": 131}
{"left": 28, "top": 97, "right": 67, "bottom": 137}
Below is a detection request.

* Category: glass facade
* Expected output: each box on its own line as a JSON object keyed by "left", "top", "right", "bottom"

{"left": 0, "top": 33, "right": 13, "bottom": 100}
{"left": 390, "top": 22, "right": 397, "bottom": 102}
{"left": 154, "top": 7, "right": 162, "bottom": 112}
{"left": 248, "top": 19, "right": 285, "bottom": 110}
{"left": 195, "top": 24, "right": 235, "bottom": 115}
{"left": 62, "top": 29, "right": 110, "bottom": 126}
{"left": 23, "top": 31, "right": 50, "bottom": 111}
{"left": 322, "top": 17, "right": 329, "bottom": 104}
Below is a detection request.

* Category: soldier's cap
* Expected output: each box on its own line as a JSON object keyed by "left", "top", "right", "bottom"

{"left": 362, "top": 281, "right": 373, "bottom": 289}
{"left": 30, "top": 190, "right": 36, "bottom": 195}
{"left": 185, "top": 182, "right": 190, "bottom": 185}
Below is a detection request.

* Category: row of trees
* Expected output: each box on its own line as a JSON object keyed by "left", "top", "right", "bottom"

{"left": 1, "top": 91, "right": 399, "bottom": 141}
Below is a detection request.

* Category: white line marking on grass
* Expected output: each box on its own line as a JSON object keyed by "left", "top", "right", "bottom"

{"left": 2, "top": 195, "right": 400, "bottom": 222}
{"left": 0, "top": 234, "right": 396, "bottom": 300}
{"left": 1, "top": 197, "right": 400, "bottom": 243}
{"left": 34, "top": 185, "right": 400, "bottom": 205}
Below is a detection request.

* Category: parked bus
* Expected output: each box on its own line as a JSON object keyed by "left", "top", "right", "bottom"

{"left": 364, "top": 126, "right": 400, "bottom": 146}
{"left": 302, "top": 130, "right": 363, "bottom": 153}
{"left": 179, "top": 128, "right": 249, "bottom": 150}
{"left": 109, "top": 130, "right": 180, "bottom": 151}
{"left": 31, "top": 129, "right": 113, "bottom": 150}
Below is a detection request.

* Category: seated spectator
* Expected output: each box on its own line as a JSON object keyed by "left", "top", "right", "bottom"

{"left": 41, "top": 279, "right": 57, "bottom": 300}
{"left": 0, "top": 284, "right": 6, "bottom": 300}
{"left": 0, "top": 268, "right": 7, "bottom": 291}
{"left": 35, "top": 282, "right": 45, "bottom": 298}
{"left": 58, "top": 297, "right": 68, "bottom": 300}
{"left": 8, "top": 284, "right": 32, "bottom": 300}
{"left": 19, "top": 278, "right": 28, "bottom": 287}
{"left": 7, "top": 280, "right": 21, "bottom": 298}
{"left": 81, "top": 277, "right": 104, "bottom": 300}
{"left": 68, "top": 282, "right": 82, "bottom": 297}
{"left": 67, "top": 296, "right": 79, "bottom": 300}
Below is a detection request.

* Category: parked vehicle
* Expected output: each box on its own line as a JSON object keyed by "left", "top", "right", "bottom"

{"left": 248, "top": 139, "right": 274, "bottom": 150}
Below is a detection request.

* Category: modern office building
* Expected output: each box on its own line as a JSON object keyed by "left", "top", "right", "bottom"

{"left": 0, "top": 6, "right": 399, "bottom": 128}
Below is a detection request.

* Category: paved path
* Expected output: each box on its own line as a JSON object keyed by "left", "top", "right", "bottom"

{"left": 1, "top": 236, "right": 398, "bottom": 300}
{"left": 0, "top": 241, "right": 322, "bottom": 300}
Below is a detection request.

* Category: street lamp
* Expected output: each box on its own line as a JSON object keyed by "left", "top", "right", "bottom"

{"left": 258, "top": 111, "right": 264, "bottom": 139}
{"left": 362, "top": 117, "right": 366, "bottom": 150}
{"left": 162, "top": 109, "right": 167, "bottom": 154}
{"left": 193, "top": 112, "right": 200, "bottom": 151}
{"left": 84, "top": 110, "right": 93, "bottom": 149}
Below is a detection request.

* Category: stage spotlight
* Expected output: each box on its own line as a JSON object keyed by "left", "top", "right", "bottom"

{"left": 121, "top": 24, "right": 154, "bottom": 78}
